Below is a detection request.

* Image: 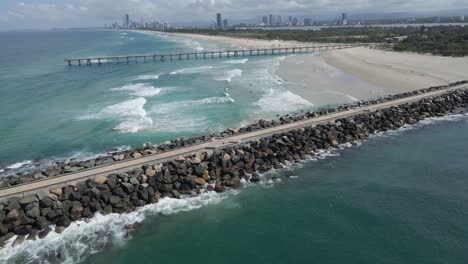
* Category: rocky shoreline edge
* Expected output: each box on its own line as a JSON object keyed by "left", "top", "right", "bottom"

{"left": 1, "top": 80, "right": 467, "bottom": 188}
{"left": 0, "top": 80, "right": 468, "bottom": 246}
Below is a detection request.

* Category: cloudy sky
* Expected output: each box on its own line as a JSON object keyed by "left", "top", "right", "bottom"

{"left": 0, "top": 0, "right": 467, "bottom": 29}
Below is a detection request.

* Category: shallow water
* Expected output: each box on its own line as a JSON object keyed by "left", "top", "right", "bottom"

{"left": 0, "top": 30, "right": 332, "bottom": 173}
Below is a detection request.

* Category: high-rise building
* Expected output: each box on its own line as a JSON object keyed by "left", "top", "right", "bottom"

{"left": 292, "top": 17, "right": 298, "bottom": 26}
{"left": 304, "top": 18, "right": 312, "bottom": 26}
{"left": 263, "top": 16, "right": 268, "bottom": 25}
{"left": 124, "top": 14, "right": 130, "bottom": 28}
{"left": 461, "top": 15, "right": 465, "bottom": 22}
{"left": 341, "top": 13, "right": 348, "bottom": 25}
{"left": 216, "top": 13, "right": 223, "bottom": 29}
{"left": 223, "top": 19, "right": 228, "bottom": 28}
{"left": 269, "top": 14, "right": 274, "bottom": 26}
{"left": 289, "top": 16, "right": 292, "bottom": 23}
{"left": 276, "top": 15, "right": 281, "bottom": 25}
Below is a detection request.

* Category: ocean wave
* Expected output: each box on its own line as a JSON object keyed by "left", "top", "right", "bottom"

{"left": 223, "top": 59, "right": 248, "bottom": 64}
{"left": 134, "top": 74, "right": 160, "bottom": 81}
{"left": 82, "top": 97, "right": 153, "bottom": 133}
{"left": 254, "top": 88, "right": 314, "bottom": 114}
{"left": 169, "top": 66, "right": 214, "bottom": 75}
{"left": 6, "top": 160, "right": 32, "bottom": 170}
{"left": 215, "top": 69, "right": 242, "bottom": 82}
{"left": 0, "top": 146, "right": 132, "bottom": 178}
{"left": 0, "top": 191, "right": 233, "bottom": 264}
{"left": 110, "top": 83, "right": 162, "bottom": 97}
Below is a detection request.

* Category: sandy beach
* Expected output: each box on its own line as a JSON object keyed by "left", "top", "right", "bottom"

{"left": 158, "top": 32, "right": 468, "bottom": 102}
{"left": 168, "top": 32, "right": 318, "bottom": 49}
{"left": 322, "top": 47, "right": 468, "bottom": 91}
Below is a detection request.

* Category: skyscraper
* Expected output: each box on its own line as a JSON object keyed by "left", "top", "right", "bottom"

{"left": 216, "top": 13, "right": 223, "bottom": 29}
{"left": 341, "top": 13, "right": 348, "bottom": 25}
{"left": 263, "top": 16, "right": 268, "bottom": 25}
{"left": 304, "top": 18, "right": 312, "bottom": 26}
{"left": 289, "top": 16, "right": 292, "bottom": 23}
{"left": 292, "top": 17, "right": 298, "bottom": 26}
{"left": 223, "top": 19, "right": 228, "bottom": 29}
{"left": 124, "top": 14, "right": 130, "bottom": 28}
{"left": 269, "top": 14, "right": 274, "bottom": 26}
{"left": 276, "top": 15, "right": 281, "bottom": 25}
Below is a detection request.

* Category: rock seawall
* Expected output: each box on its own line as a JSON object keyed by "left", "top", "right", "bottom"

{"left": 1, "top": 82, "right": 468, "bottom": 245}
{"left": 1, "top": 80, "right": 467, "bottom": 188}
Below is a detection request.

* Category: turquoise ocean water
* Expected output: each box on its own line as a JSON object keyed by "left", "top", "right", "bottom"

{"left": 1, "top": 30, "right": 467, "bottom": 264}
{"left": 0, "top": 29, "right": 315, "bottom": 173}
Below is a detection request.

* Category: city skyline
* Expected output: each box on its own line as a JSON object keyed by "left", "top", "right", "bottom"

{"left": 1, "top": 0, "right": 468, "bottom": 30}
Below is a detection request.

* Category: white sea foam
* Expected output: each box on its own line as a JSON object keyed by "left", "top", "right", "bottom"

{"left": 255, "top": 88, "right": 314, "bottom": 114}
{"left": 223, "top": 59, "right": 248, "bottom": 64}
{"left": 6, "top": 160, "right": 32, "bottom": 170}
{"left": 134, "top": 74, "right": 160, "bottom": 81}
{"left": 170, "top": 66, "right": 214, "bottom": 75}
{"left": 146, "top": 92, "right": 234, "bottom": 133}
{"left": 0, "top": 191, "right": 233, "bottom": 264}
{"left": 110, "top": 83, "right": 162, "bottom": 97}
{"left": 82, "top": 98, "right": 153, "bottom": 133}
{"left": 215, "top": 69, "right": 242, "bottom": 82}
{"left": 0, "top": 146, "right": 133, "bottom": 178}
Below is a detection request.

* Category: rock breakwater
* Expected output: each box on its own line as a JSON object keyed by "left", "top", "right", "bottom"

{"left": 1, "top": 81, "right": 468, "bottom": 245}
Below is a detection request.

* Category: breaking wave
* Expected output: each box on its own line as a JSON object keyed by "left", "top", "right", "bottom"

{"left": 215, "top": 69, "right": 242, "bottom": 82}
{"left": 110, "top": 83, "right": 162, "bottom": 97}
{"left": 223, "top": 59, "right": 248, "bottom": 64}
{"left": 0, "top": 191, "right": 234, "bottom": 264}
{"left": 82, "top": 97, "right": 153, "bottom": 133}
{"left": 170, "top": 66, "right": 214, "bottom": 75}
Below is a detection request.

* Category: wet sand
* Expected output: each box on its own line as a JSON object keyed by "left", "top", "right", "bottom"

{"left": 155, "top": 32, "right": 468, "bottom": 103}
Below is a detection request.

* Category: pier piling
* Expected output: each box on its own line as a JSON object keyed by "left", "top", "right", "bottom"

{"left": 63, "top": 44, "right": 366, "bottom": 66}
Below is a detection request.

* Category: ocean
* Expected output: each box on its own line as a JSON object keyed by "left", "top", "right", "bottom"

{"left": 1, "top": 30, "right": 467, "bottom": 264}
{"left": 0, "top": 29, "right": 316, "bottom": 174}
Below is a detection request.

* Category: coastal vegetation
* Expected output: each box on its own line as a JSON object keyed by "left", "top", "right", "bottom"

{"left": 167, "top": 25, "right": 468, "bottom": 57}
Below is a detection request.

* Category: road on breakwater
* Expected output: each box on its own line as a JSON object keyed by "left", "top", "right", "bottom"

{"left": 1, "top": 83, "right": 467, "bottom": 200}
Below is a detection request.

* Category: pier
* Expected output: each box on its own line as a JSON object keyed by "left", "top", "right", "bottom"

{"left": 64, "top": 44, "right": 366, "bottom": 66}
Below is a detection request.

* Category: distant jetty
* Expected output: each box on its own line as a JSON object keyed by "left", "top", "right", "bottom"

{"left": 0, "top": 80, "right": 467, "bottom": 244}
{"left": 64, "top": 44, "right": 366, "bottom": 66}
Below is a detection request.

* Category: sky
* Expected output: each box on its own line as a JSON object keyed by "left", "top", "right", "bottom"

{"left": 0, "top": 0, "right": 467, "bottom": 30}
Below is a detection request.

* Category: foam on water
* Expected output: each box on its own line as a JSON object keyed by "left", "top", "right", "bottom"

{"left": 0, "top": 191, "right": 234, "bottom": 264}
{"left": 3, "top": 112, "right": 467, "bottom": 263}
{"left": 0, "top": 146, "right": 131, "bottom": 178}
{"left": 215, "top": 69, "right": 242, "bottom": 82}
{"left": 134, "top": 74, "right": 160, "bottom": 81}
{"left": 254, "top": 88, "right": 314, "bottom": 114}
{"left": 223, "top": 59, "right": 248, "bottom": 64}
{"left": 6, "top": 160, "right": 32, "bottom": 170}
{"left": 170, "top": 66, "right": 214, "bottom": 75}
{"left": 82, "top": 97, "right": 153, "bottom": 133}
{"left": 146, "top": 93, "right": 234, "bottom": 133}
{"left": 110, "top": 83, "right": 162, "bottom": 97}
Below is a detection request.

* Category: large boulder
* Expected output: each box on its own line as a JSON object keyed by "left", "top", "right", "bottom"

{"left": 19, "top": 195, "right": 38, "bottom": 206}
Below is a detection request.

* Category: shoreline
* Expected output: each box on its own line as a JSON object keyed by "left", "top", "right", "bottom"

{"left": 161, "top": 31, "right": 468, "bottom": 96}
{"left": 1, "top": 81, "right": 468, "bottom": 246}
